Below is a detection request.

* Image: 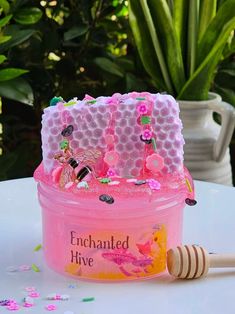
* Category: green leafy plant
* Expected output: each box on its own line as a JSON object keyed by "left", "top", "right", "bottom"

{"left": 129, "top": 0, "right": 235, "bottom": 100}
{"left": 0, "top": 0, "right": 152, "bottom": 181}
{"left": 0, "top": 0, "right": 43, "bottom": 105}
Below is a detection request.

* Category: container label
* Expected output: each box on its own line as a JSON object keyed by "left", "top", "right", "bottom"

{"left": 64, "top": 224, "right": 167, "bottom": 280}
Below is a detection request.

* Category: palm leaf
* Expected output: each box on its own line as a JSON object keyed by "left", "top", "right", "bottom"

{"left": 129, "top": 0, "right": 170, "bottom": 93}
{"left": 179, "top": 16, "right": 235, "bottom": 100}
{"left": 197, "top": 0, "right": 235, "bottom": 66}
{"left": 147, "top": 0, "right": 186, "bottom": 94}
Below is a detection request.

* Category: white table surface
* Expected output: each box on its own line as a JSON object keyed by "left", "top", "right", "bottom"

{"left": 0, "top": 178, "right": 235, "bottom": 314}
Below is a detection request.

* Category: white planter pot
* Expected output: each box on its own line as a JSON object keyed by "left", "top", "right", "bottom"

{"left": 178, "top": 92, "right": 235, "bottom": 185}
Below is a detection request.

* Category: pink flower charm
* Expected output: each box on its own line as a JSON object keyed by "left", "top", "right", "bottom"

{"left": 7, "top": 302, "right": 20, "bottom": 311}
{"left": 46, "top": 304, "right": 57, "bottom": 311}
{"left": 142, "top": 129, "right": 152, "bottom": 141}
{"left": 146, "top": 153, "right": 164, "bottom": 173}
{"left": 137, "top": 102, "right": 148, "bottom": 114}
{"left": 106, "top": 168, "right": 116, "bottom": 177}
{"left": 23, "top": 302, "right": 33, "bottom": 308}
{"left": 104, "top": 151, "right": 119, "bottom": 166}
{"left": 29, "top": 292, "right": 40, "bottom": 298}
{"left": 147, "top": 179, "right": 161, "bottom": 190}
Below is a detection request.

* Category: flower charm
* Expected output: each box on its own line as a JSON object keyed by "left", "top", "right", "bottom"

{"left": 147, "top": 179, "right": 161, "bottom": 190}
{"left": 106, "top": 168, "right": 116, "bottom": 177}
{"left": 146, "top": 153, "right": 164, "bottom": 173}
{"left": 142, "top": 129, "right": 152, "bottom": 141}
{"left": 104, "top": 151, "right": 119, "bottom": 166}
{"left": 45, "top": 304, "right": 57, "bottom": 311}
{"left": 137, "top": 102, "right": 148, "bottom": 114}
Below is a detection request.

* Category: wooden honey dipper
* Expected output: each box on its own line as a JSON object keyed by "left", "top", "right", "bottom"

{"left": 167, "top": 245, "right": 235, "bottom": 279}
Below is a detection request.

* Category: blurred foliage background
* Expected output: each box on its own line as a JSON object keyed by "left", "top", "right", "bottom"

{"left": 0, "top": 0, "right": 234, "bottom": 181}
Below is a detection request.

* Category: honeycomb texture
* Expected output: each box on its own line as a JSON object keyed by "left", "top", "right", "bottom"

{"left": 41, "top": 92, "right": 184, "bottom": 176}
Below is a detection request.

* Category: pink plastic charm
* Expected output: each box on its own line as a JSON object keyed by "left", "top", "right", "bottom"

{"left": 29, "top": 292, "right": 40, "bottom": 298}
{"left": 147, "top": 179, "right": 161, "bottom": 190}
{"left": 137, "top": 102, "right": 148, "bottom": 115}
{"left": 142, "top": 129, "right": 152, "bottom": 141}
{"left": 46, "top": 304, "right": 57, "bottom": 311}
{"left": 7, "top": 302, "right": 20, "bottom": 311}
{"left": 146, "top": 153, "right": 164, "bottom": 173}
{"left": 104, "top": 151, "right": 119, "bottom": 166}
{"left": 106, "top": 168, "right": 116, "bottom": 177}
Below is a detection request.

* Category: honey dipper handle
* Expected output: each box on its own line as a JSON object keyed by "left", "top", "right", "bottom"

{"left": 209, "top": 254, "right": 235, "bottom": 268}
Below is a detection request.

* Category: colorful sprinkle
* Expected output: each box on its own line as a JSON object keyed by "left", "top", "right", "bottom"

{"left": 60, "top": 295, "right": 70, "bottom": 301}
{"left": 61, "top": 125, "right": 74, "bottom": 137}
{"left": 50, "top": 96, "right": 63, "bottom": 107}
{"left": 147, "top": 179, "right": 161, "bottom": 190}
{"left": 99, "top": 178, "right": 111, "bottom": 184}
{"left": 185, "top": 198, "right": 197, "bottom": 206}
{"left": 151, "top": 137, "right": 157, "bottom": 151}
{"left": 6, "top": 302, "right": 20, "bottom": 311}
{"left": 77, "top": 181, "right": 89, "bottom": 189}
{"left": 81, "top": 297, "right": 95, "bottom": 302}
{"left": 106, "top": 168, "right": 116, "bottom": 177}
{"left": 108, "top": 180, "right": 120, "bottom": 186}
{"left": 60, "top": 139, "right": 69, "bottom": 150}
{"left": 28, "top": 292, "right": 40, "bottom": 298}
{"left": 45, "top": 304, "right": 57, "bottom": 311}
{"left": 0, "top": 300, "right": 11, "bottom": 306}
{"left": 185, "top": 178, "right": 193, "bottom": 193}
{"left": 18, "top": 265, "right": 31, "bottom": 271}
{"left": 99, "top": 194, "right": 114, "bottom": 204}
{"left": 86, "top": 100, "right": 96, "bottom": 104}
{"left": 136, "top": 97, "right": 146, "bottom": 100}
{"left": 31, "top": 263, "right": 40, "bottom": 272}
{"left": 142, "top": 129, "right": 152, "bottom": 141}
{"left": 140, "top": 115, "right": 151, "bottom": 125}
{"left": 146, "top": 153, "right": 164, "bottom": 173}
{"left": 126, "top": 178, "right": 137, "bottom": 183}
{"left": 68, "top": 283, "right": 78, "bottom": 289}
{"left": 34, "top": 244, "right": 42, "bottom": 252}
{"left": 6, "top": 266, "right": 18, "bottom": 272}
{"left": 140, "top": 135, "right": 152, "bottom": 144}
{"left": 134, "top": 180, "right": 146, "bottom": 186}
{"left": 137, "top": 102, "right": 148, "bottom": 114}
{"left": 23, "top": 302, "right": 33, "bottom": 308}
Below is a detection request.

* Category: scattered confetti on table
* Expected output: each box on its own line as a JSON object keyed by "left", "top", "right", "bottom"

{"left": 45, "top": 304, "right": 57, "bottom": 311}
{"left": 31, "top": 263, "right": 40, "bottom": 272}
{"left": 34, "top": 244, "right": 42, "bottom": 252}
{"left": 18, "top": 265, "right": 31, "bottom": 271}
{"left": 28, "top": 291, "right": 40, "bottom": 298}
{"left": 81, "top": 297, "right": 95, "bottom": 302}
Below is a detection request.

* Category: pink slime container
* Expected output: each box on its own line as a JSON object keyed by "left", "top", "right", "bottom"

{"left": 35, "top": 165, "right": 194, "bottom": 282}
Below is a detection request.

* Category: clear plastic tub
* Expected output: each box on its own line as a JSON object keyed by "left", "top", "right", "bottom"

{"left": 35, "top": 167, "right": 194, "bottom": 282}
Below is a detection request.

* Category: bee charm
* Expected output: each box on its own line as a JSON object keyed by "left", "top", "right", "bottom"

{"left": 54, "top": 140, "right": 102, "bottom": 188}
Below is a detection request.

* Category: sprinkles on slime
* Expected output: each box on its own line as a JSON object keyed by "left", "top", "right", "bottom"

{"left": 34, "top": 92, "right": 196, "bottom": 282}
